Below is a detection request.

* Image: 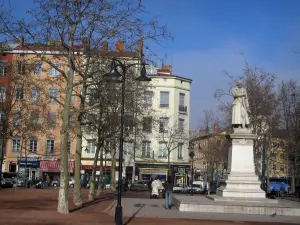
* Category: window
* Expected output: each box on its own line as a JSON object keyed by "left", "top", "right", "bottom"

{"left": 273, "top": 164, "right": 277, "bottom": 170}
{"left": 160, "top": 91, "right": 169, "bottom": 108}
{"left": 144, "top": 91, "right": 153, "bottom": 107}
{"left": 29, "top": 111, "right": 40, "bottom": 128}
{"left": 68, "top": 112, "right": 74, "bottom": 127}
{"left": 0, "top": 62, "right": 8, "bottom": 77}
{"left": 88, "top": 88, "right": 98, "bottom": 105}
{"left": 159, "top": 117, "right": 168, "bottom": 133}
{"left": 12, "top": 137, "right": 21, "bottom": 152}
{"left": 279, "top": 141, "right": 285, "bottom": 148}
{"left": 178, "top": 143, "right": 183, "bottom": 159}
{"left": 178, "top": 118, "right": 184, "bottom": 132}
{"left": 14, "top": 111, "right": 21, "bottom": 127}
{"left": 142, "top": 117, "right": 152, "bottom": 133}
{"left": 179, "top": 93, "right": 185, "bottom": 106}
{"left": 50, "top": 62, "right": 60, "bottom": 76}
{"left": 0, "top": 86, "right": 6, "bottom": 103}
{"left": 280, "top": 153, "right": 284, "bottom": 160}
{"left": 158, "top": 142, "right": 167, "bottom": 158}
{"left": 0, "top": 111, "right": 4, "bottom": 122}
{"left": 29, "top": 137, "right": 38, "bottom": 152}
{"left": 71, "top": 89, "right": 75, "bottom": 104}
{"left": 124, "top": 115, "right": 134, "bottom": 132}
{"left": 87, "top": 139, "right": 96, "bottom": 154}
{"left": 160, "top": 91, "right": 169, "bottom": 107}
{"left": 46, "top": 137, "right": 55, "bottom": 153}
{"left": 15, "top": 85, "right": 24, "bottom": 100}
{"left": 32, "top": 87, "right": 40, "bottom": 102}
{"left": 142, "top": 141, "right": 151, "bottom": 158}
{"left": 124, "top": 142, "right": 134, "bottom": 155}
{"left": 280, "top": 164, "right": 285, "bottom": 172}
{"left": 67, "top": 136, "right": 71, "bottom": 153}
{"left": 48, "top": 112, "right": 57, "bottom": 128}
{"left": 33, "top": 63, "right": 42, "bottom": 76}
{"left": 49, "top": 87, "right": 58, "bottom": 102}
{"left": 17, "top": 62, "right": 26, "bottom": 74}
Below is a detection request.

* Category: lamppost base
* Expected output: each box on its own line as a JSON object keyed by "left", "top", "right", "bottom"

{"left": 115, "top": 205, "right": 123, "bottom": 225}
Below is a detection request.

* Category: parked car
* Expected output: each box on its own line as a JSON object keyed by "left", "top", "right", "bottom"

{"left": 173, "top": 184, "right": 186, "bottom": 193}
{"left": 182, "top": 181, "right": 207, "bottom": 194}
{"left": 1, "top": 177, "right": 14, "bottom": 188}
{"left": 130, "top": 180, "right": 149, "bottom": 191}
{"left": 52, "top": 178, "right": 75, "bottom": 187}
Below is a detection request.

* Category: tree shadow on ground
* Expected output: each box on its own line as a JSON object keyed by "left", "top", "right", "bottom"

{"left": 124, "top": 203, "right": 145, "bottom": 225}
{"left": 69, "top": 193, "right": 116, "bottom": 213}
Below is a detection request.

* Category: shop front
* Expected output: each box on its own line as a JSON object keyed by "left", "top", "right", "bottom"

{"left": 40, "top": 160, "right": 74, "bottom": 181}
{"left": 81, "top": 164, "right": 114, "bottom": 188}
{"left": 18, "top": 156, "right": 40, "bottom": 182}
{"left": 135, "top": 163, "right": 169, "bottom": 181}
{"left": 172, "top": 165, "right": 190, "bottom": 185}
{"left": 135, "top": 163, "right": 190, "bottom": 185}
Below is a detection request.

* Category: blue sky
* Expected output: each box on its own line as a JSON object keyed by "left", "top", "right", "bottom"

{"left": 3, "top": 0, "right": 300, "bottom": 130}
{"left": 143, "top": 0, "right": 300, "bottom": 129}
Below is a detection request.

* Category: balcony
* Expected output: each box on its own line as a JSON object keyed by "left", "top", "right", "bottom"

{"left": 179, "top": 105, "right": 187, "bottom": 113}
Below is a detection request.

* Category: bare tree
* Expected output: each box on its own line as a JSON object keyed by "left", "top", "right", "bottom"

{"left": 214, "top": 63, "right": 279, "bottom": 177}
{"left": 157, "top": 119, "right": 189, "bottom": 173}
{"left": 0, "top": 0, "right": 170, "bottom": 212}
{"left": 278, "top": 80, "right": 300, "bottom": 191}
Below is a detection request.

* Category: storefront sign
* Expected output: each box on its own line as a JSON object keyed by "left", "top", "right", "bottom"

{"left": 81, "top": 165, "right": 111, "bottom": 171}
{"left": 19, "top": 157, "right": 40, "bottom": 167}
{"left": 172, "top": 165, "right": 190, "bottom": 173}
{"left": 40, "top": 160, "right": 74, "bottom": 173}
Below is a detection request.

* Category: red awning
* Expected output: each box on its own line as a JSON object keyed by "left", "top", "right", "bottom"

{"left": 40, "top": 160, "right": 74, "bottom": 173}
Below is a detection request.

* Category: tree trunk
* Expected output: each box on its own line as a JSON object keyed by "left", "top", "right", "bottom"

{"left": 167, "top": 151, "right": 171, "bottom": 178}
{"left": 57, "top": 36, "right": 75, "bottom": 214}
{"left": 73, "top": 82, "right": 87, "bottom": 206}
{"left": 110, "top": 152, "right": 117, "bottom": 191}
{"left": 73, "top": 118, "right": 83, "bottom": 206}
{"left": 97, "top": 143, "right": 104, "bottom": 196}
{"left": 89, "top": 144, "right": 101, "bottom": 201}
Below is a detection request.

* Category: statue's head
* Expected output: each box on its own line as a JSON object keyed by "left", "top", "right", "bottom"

{"left": 236, "top": 79, "right": 243, "bottom": 88}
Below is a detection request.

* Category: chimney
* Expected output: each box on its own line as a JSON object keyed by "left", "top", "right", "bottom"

{"left": 213, "top": 123, "right": 221, "bottom": 133}
{"left": 103, "top": 41, "right": 108, "bottom": 51}
{"left": 116, "top": 40, "right": 124, "bottom": 52}
{"left": 137, "top": 39, "right": 143, "bottom": 56}
{"left": 157, "top": 63, "right": 172, "bottom": 76}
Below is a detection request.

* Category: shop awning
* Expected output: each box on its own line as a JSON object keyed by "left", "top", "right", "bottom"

{"left": 40, "top": 160, "right": 74, "bottom": 173}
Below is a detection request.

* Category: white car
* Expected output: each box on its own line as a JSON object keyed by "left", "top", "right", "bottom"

{"left": 173, "top": 184, "right": 187, "bottom": 193}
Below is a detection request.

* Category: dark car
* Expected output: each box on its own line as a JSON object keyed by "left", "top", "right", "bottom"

{"left": 1, "top": 178, "right": 14, "bottom": 188}
{"left": 130, "top": 180, "right": 149, "bottom": 191}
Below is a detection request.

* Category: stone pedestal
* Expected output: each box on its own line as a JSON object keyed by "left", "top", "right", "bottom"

{"left": 216, "top": 128, "right": 266, "bottom": 199}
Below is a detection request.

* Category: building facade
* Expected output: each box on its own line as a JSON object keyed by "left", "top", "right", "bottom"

{"left": 133, "top": 64, "right": 192, "bottom": 184}
{"left": 189, "top": 126, "right": 229, "bottom": 182}
{"left": 0, "top": 40, "right": 82, "bottom": 181}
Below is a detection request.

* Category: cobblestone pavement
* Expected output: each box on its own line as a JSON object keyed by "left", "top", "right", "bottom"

{"left": 0, "top": 188, "right": 299, "bottom": 225}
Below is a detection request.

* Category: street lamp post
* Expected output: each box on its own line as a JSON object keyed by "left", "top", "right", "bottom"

{"left": 189, "top": 151, "right": 195, "bottom": 196}
{"left": 104, "top": 58, "right": 151, "bottom": 225}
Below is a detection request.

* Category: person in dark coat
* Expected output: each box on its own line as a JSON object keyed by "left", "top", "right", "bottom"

{"left": 148, "top": 178, "right": 153, "bottom": 199}
{"left": 163, "top": 176, "right": 174, "bottom": 209}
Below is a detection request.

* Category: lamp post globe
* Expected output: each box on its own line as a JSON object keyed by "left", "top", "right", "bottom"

{"left": 103, "top": 59, "right": 122, "bottom": 83}
{"left": 135, "top": 62, "right": 151, "bottom": 85}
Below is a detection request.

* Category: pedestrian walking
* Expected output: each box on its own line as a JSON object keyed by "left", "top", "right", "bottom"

{"left": 151, "top": 177, "right": 160, "bottom": 199}
{"left": 280, "top": 183, "right": 285, "bottom": 198}
{"left": 148, "top": 178, "right": 153, "bottom": 199}
{"left": 163, "top": 176, "right": 174, "bottom": 209}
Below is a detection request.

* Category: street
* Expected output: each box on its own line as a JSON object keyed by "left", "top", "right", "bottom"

{"left": 0, "top": 188, "right": 298, "bottom": 225}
